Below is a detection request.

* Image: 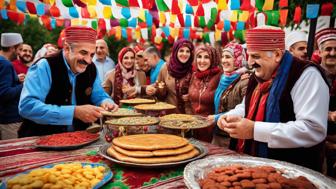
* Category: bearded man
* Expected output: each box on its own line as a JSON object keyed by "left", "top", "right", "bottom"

{"left": 217, "top": 26, "right": 329, "bottom": 172}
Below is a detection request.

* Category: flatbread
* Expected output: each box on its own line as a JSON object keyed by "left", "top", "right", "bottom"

{"left": 113, "top": 145, "right": 153, "bottom": 157}
{"left": 107, "top": 147, "right": 199, "bottom": 164}
{"left": 112, "top": 134, "right": 189, "bottom": 150}
{"left": 113, "top": 143, "right": 195, "bottom": 157}
{"left": 134, "top": 102, "right": 176, "bottom": 111}
{"left": 120, "top": 98, "right": 155, "bottom": 104}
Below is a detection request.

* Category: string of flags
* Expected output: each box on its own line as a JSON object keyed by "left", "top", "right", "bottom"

{"left": 0, "top": 0, "right": 335, "bottom": 44}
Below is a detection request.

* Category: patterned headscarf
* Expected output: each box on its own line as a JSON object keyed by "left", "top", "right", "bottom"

{"left": 114, "top": 47, "right": 136, "bottom": 105}
{"left": 222, "top": 42, "right": 246, "bottom": 69}
{"left": 168, "top": 39, "right": 194, "bottom": 79}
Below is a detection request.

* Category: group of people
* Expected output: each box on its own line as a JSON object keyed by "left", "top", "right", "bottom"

{"left": 1, "top": 25, "right": 336, "bottom": 177}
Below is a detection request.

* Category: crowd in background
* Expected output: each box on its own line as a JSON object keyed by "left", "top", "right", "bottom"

{"left": 0, "top": 26, "right": 335, "bottom": 178}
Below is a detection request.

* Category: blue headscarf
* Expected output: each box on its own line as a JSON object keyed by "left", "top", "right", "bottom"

{"left": 214, "top": 74, "right": 240, "bottom": 113}
{"left": 150, "top": 59, "right": 165, "bottom": 84}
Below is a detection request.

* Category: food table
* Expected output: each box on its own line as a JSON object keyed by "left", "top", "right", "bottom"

{"left": 0, "top": 136, "right": 238, "bottom": 189}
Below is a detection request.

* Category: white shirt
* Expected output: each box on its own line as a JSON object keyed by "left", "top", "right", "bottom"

{"left": 225, "top": 67, "right": 329, "bottom": 148}
{"left": 93, "top": 56, "right": 115, "bottom": 83}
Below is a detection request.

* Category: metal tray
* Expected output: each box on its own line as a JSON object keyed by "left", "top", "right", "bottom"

{"left": 184, "top": 155, "right": 336, "bottom": 189}
{"left": 35, "top": 135, "right": 99, "bottom": 150}
{"left": 99, "top": 139, "right": 208, "bottom": 168}
{"left": 0, "top": 162, "right": 112, "bottom": 189}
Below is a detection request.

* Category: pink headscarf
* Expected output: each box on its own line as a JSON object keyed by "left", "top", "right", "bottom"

{"left": 222, "top": 43, "right": 246, "bottom": 68}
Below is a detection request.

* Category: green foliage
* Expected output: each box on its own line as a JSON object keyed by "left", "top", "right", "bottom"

{"left": 104, "top": 35, "right": 129, "bottom": 63}
{"left": 0, "top": 17, "right": 63, "bottom": 54}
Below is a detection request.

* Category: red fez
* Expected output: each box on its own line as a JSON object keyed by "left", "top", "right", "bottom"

{"left": 133, "top": 44, "right": 144, "bottom": 54}
{"left": 315, "top": 28, "right": 336, "bottom": 49}
{"left": 64, "top": 26, "right": 97, "bottom": 44}
{"left": 246, "top": 26, "right": 285, "bottom": 51}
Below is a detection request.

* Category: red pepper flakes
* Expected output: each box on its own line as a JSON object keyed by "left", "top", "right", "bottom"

{"left": 37, "top": 131, "right": 99, "bottom": 146}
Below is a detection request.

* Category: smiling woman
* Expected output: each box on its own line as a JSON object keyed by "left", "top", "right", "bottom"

{"left": 102, "top": 47, "right": 147, "bottom": 105}
{"left": 188, "top": 45, "right": 222, "bottom": 142}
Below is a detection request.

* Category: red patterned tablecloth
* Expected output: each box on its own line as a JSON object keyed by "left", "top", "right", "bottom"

{"left": 0, "top": 136, "right": 238, "bottom": 189}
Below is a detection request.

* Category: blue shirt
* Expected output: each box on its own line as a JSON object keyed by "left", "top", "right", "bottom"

{"left": 0, "top": 56, "right": 22, "bottom": 123}
{"left": 93, "top": 55, "right": 115, "bottom": 83}
{"left": 19, "top": 53, "right": 113, "bottom": 129}
{"left": 150, "top": 59, "right": 165, "bottom": 84}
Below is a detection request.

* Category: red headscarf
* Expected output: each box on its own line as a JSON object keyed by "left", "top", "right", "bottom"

{"left": 194, "top": 45, "right": 221, "bottom": 80}
{"left": 114, "top": 47, "right": 136, "bottom": 105}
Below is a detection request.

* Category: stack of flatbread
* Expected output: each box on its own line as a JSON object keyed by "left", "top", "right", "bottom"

{"left": 107, "top": 134, "right": 200, "bottom": 164}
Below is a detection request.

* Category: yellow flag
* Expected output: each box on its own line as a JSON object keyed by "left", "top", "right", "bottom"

{"left": 0, "top": 0, "right": 5, "bottom": 9}
{"left": 71, "top": 19, "right": 81, "bottom": 26}
{"left": 135, "top": 28, "right": 141, "bottom": 39}
{"left": 154, "top": 36, "right": 162, "bottom": 44}
{"left": 217, "top": 0, "right": 227, "bottom": 10}
{"left": 170, "top": 27, "right": 178, "bottom": 38}
{"left": 88, "top": 6, "right": 97, "bottom": 18}
{"left": 139, "top": 9, "right": 146, "bottom": 22}
{"left": 115, "top": 26, "right": 121, "bottom": 40}
{"left": 215, "top": 29, "right": 221, "bottom": 41}
{"left": 103, "top": 6, "right": 112, "bottom": 19}
{"left": 230, "top": 10, "right": 238, "bottom": 22}
{"left": 87, "top": 0, "right": 97, "bottom": 6}
{"left": 159, "top": 12, "right": 166, "bottom": 26}
{"left": 239, "top": 11, "right": 249, "bottom": 22}
{"left": 262, "top": 0, "right": 274, "bottom": 11}
{"left": 170, "top": 14, "right": 176, "bottom": 25}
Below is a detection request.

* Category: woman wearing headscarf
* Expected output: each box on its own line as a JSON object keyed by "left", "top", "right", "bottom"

{"left": 187, "top": 45, "right": 222, "bottom": 142}
{"left": 155, "top": 39, "right": 194, "bottom": 113}
{"left": 102, "top": 47, "right": 146, "bottom": 105}
{"left": 208, "top": 42, "right": 249, "bottom": 147}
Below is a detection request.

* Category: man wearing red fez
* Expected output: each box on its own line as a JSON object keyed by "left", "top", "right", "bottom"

{"left": 315, "top": 28, "right": 336, "bottom": 177}
{"left": 18, "top": 26, "right": 118, "bottom": 137}
{"left": 217, "top": 25, "right": 329, "bottom": 172}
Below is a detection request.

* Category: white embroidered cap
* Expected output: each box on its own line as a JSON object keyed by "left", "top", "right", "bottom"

{"left": 1, "top": 33, "right": 23, "bottom": 47}
{"left": 285, "top": 31, "right": 308, "bottom": 50}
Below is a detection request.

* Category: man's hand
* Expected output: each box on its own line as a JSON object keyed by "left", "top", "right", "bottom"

{"left": 329, "top": 111, "right": 336, "bottom": 122}
{"left": 146, "top": 85, "right": 157, "bottom": 96}
{"left": 74, "top": 105, "right": 105, "bottom": 123}
{"left": 18, "top": 73, "right": 25, "bottom": 83}
{"left": 217, "top": 115, "right": 254, "bottom": 139}
{"left": 101, "top": 101, "right": 118, "bottom": 112}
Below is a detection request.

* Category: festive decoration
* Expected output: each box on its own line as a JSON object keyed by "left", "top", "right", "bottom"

{"left": 1, "top": 0, "right": 335, "bottom": 44}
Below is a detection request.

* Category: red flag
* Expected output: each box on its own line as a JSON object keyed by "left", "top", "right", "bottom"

{"left": 196, "top": 4, "right": 204, "bottom": 16}
{"left": 177, "top": 14, "right": 185, "bottom": 27}
{"left": 81, "top": 7, "right": 90, "bottom": 18}
{"left": 26, "top": 1, "right": 37, "bottom": 14}
{"left": 171, "top": 0, "right": 181, "bottom": 15}
{"left": 279, "top": 0, "right": 288, "bottom": 8}
{"left": 293, "top": 6, "right": 301, "bottom": 24}
{"left": 142, "top": 0, "right": 154, "bottom": 9}
{"left": 187, "top": 0, "right": 198, "bottom": 6}
{"left": 56, "top": 19, "right": 64, "bottom": 27}
{"left": 321, "top": 2, "right": 333, "bottom": 16}
{"left": 50, "top": 5, "right": 60, "bottom": 17}
{"left": 129, "top": 0, "right": 140, "bottom": 7}
{"left": 240, "top": 0, "right": 252, "bottom": 10}
{"left": 279, "top": 9, "right": 288, "bottom": 26}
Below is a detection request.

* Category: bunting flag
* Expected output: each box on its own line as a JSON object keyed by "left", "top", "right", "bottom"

{"left": 321, "top": 3, "right": 333, "bottom": 16}
{"left": 293, "top": 5, "right": 301, "bottom": 24}
{"left": 262, "top": 0, "right": 274, "bottom": 11}
{"left": 2, "top": 0, "right": 335, "bottom": 45}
